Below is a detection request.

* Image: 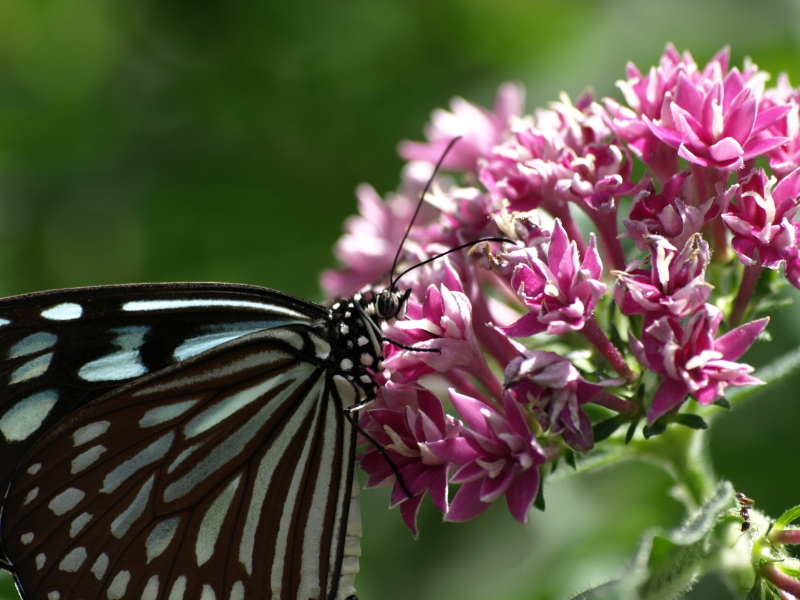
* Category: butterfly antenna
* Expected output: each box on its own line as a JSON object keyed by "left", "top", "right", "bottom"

{"left": 388, "top": 135, "right": 463, "bottom": 292}
{"left": 391, "top": 236, "right": 513, "bottom": 289}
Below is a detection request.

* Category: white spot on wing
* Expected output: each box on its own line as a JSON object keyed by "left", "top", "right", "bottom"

{"left": 111, "top": 476, "right": 154, "bottom": 538}
{"left": 73, "top": 421, "right": 110, "bottom": 446}
{"left": 27, "top": 463, "right": 41, "bottom": 475}
{"left": 9, "top": 352, "right": 54, "bottom": 384}
{"left": 123, "top": 298, "right": 309, "bottom": 320}
{"left": 168, "top": 575, "right": 187, "bottom": 600}
{"left": 92, "top": 553, "right": 109, "bottom": 580}
{"left": 79, "top": 326, "right": 149, "bottom": 382}
{"left": 0, "top": 318, "right": 10, "bottom": 326}
{"left": 36, "top": 554, "right": 46, "bottom": 570}
{"left": 9, "top": 332, "right": 57, "bottom": 358}
{"left": 70, "top": 512, "right": 93, "bottom": 537}
{"left": 42, "top": 303, "right": 83, "bottom": 321}
{"left": 141, "top": 576, "right": 159, "bottom": 600}
{"left": 49, "top": 487, "right": 85, "bottom": 515}
{"left": 200, "top": 585, "right": 216, "bottom": 600}
{"left": 48, "top": 592, "right": 60, "bottom": 600}
{"left": 145, "top": 517, "right": 181, "bottom": 564}
{"left": 139, "top": 400, "right": 199, "bottom": 428}
{"left": 59, "top": 547, "right": 88, "bottom": 572}
{"left": 107, "top": 570, "right": 131, "bottom": 600}
{"left": 0, "top": 389, "right": 59, "bottom": 442}
{"left": 101, "top": 433, "right": 173, "bottom": 494}
{"left": 196, "top": 475, "right": 241, "bottom": 566}
{"left": 229, "top": 582, "right": 244, "bottom": 600}
{"left": 71, "top": 445, "right": 106, "bottom": 474}
{"left": 24, "top": 487, "right": 39, "bottom": 505}
{"left": 20, "top": 533, "right": 33, "bottom": 545}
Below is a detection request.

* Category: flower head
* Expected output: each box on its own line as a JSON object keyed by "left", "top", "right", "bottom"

{"left": 358, "top": 385, "right": 461, "bottom": 536}
{"left": 498, "top": 220, "right": 606, "bottom": 337}
{"left": 614, "top": 234, "right": 712, "bottom": 319}
{"left": 429, "top": 390, "right": 548, "bottom": 524}
{"left": 399, "top": 83, "right": 524, "bottom": 173}
{"left": 504, "top": 351, "right": 600, "bottom": 451}
{"left": 630, "top": 306, "right": 767, "bottom": 423}
{"left": 722, "top": 168, "right": 800, "bottom": 268}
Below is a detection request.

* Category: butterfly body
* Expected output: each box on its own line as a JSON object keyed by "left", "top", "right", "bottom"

{"left": 0, "top": 282, "right": 395, "bottom": 600}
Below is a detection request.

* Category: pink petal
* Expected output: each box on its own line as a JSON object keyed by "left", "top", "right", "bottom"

{"left": 505, "top": 466, "right": 541, "bottom": 524}
{"left": 772, "top": 167, "right": 800, "bottom": 204}
{"left": 753, "top": 103, "right": 792, "bottom": 135}
{"left": 647, "top": 377, "right": 690, "bottom": 424}
{"left": 708, "top": 137, "right": 744, "bottom": 162}
{"left": 445, "top": 480, "right": 493, "bottom": 522}
{"left": 399, "top": 494, "right": 424, "bottom": 538}
{"left": 448, "top": 390, "right": 497, "bottom": 436}
{"left": 713, "top": 317, "right": 769, "bottom": 361}
{"left": 721, "top": 96, "right": 756, "bottom": 143}
{"left": 741, "top": 136, "right": 791, "bottom": 161}
{"left": 497, "top": 310, "right": 546, "bottom": 338}
{"left": 427, "top": 437, "right": 479, "bottom": 465}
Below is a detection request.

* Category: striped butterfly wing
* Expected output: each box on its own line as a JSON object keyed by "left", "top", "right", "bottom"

{"left": 0, "top": 282, "right": 328, "bottom": 502}
{"left": 0, "top": 284, "right": 365, "bottom": 600}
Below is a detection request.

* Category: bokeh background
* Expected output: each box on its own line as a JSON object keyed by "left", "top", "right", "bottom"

{"left": 2, "top": 1, "right": 800, "bottom": 599}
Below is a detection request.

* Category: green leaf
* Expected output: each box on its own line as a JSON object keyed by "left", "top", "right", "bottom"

{"left": 774, "top": 505, "right": 800, "bottom": 529}
{"left": 594, "top": 414, "right": 628, "bottom": 442}
{"left": 673, "top": 414, "right": 708, "bottom": 430}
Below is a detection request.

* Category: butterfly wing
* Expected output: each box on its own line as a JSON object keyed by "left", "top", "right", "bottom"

{"left": 0, "top": 282, "right": 328, "bottom": 500}
{"left": 1, "top": 321, "right": 361, "bottom": 600}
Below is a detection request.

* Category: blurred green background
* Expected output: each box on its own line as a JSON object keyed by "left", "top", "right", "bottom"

{"left": 2, "top": 0, "right": 800, "bottom": 599}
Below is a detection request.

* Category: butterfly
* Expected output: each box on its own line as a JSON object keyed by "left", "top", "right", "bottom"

{"left": 0, "top": 137, "right": 474, "bottom": 600}
{"left": 0, "top": 280, "right": 413, "bottom": 600}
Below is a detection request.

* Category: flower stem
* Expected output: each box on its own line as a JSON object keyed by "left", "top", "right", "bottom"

{"left": 590, "top": 390, "right": 638, "bottom": 415}
{"left": 580, "top": 313, "right": 636, "bottom": 381}
{"left": 730, "top": 263, "right": 762, "bottom": 326}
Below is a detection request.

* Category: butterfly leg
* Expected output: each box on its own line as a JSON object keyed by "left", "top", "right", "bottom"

{"left": 343, "top": 409, "right": 413, "bottom": 500}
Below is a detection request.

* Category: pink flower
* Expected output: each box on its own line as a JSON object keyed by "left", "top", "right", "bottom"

{"left": 604, "top": 45, "right": 731, "bottom": 181}
{"left": 722, "top": 168, "right": 800, "bottom": 268}
{"left": 644, "top": 67, "right": 789, "bottom": 170}
{"left": 622, "top": 170, "right": 736, "bottom": 252}
{"left": 320, "top": 163, "right": 436, "bottom": 297}
{"left": 399, "top": 82, "right": 525, "bottom": 173}
{"left": 614, "top": 234, "right": 712, "bottom": 320}
{"left": 358, "top": 385, "right": 460, "bottom": 536}
{"left": 629, "top": 306, "right": 767, "bottom": 423}
{"left": 498, "top": 220, "right": 606, "bottom": 337}
{"left": 429, "top": 390, "right": 547, "bottom": 524}
{"left": 762, "top": 73, "right": 800, "bottom": 178}
{"left": 504, "top": 351, "right": 600, "bottom": 452}
{"left": 382, "top": 283, "right": 500, "bottom": 397}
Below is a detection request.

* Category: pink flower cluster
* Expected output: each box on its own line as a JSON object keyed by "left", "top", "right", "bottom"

{"left": 322, "top": 45, "right": 798, "bottom": 534}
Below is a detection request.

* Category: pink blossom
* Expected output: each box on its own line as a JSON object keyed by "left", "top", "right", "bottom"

{"left": 762, "top": 73, "right": 800, "bottom": 178}
{"left": 399, "top": 83, "right": 525, "bottom": 173}
{"left": 614, "top": 234, "right": 712, "bottom": 320}
{"left": 622, "top": 170, "right": 736, "bottom": 252}
{"left": 428, "top": 390, "right": 547, "bottom": 524}
{"left": 504, "top": 351, "right": 600, "bottom": 452}
{"left": 320, "top": 163, "right": 437, "bottom": 297}
{"left": 358, "top": 385, "right": 460, "bottom": 536}
{"left": 629, "top": 306, "right": 767, "bottom": 423}
{"left": 382, "top": 283, "right": 501, "bottom": 398}
{"left": 498, "top": 220, "right": 606, "bottom": 337}
{"left": 722, "top": 168, "right": 800, "bottom": 268}
{"left": 644, "top": 67, "right": 789, "bottom": 170}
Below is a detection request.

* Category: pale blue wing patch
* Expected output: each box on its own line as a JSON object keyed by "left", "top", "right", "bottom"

{"left": 41, "top": 303, "right": 83, "bottom": 321}
{"left": 10, "top": 352, "right": 54, "bottom": 385}
{"left": 173, "top": 321, "right": 301, "bottom": 361}
{"left": 0, "top": 389, "right": 60, "bottom": 442}
{"left": 78, "top": 326, "right": 150, "bottom": 382}
{"left": 9, "top": 332, "right": 58, "bottom": 359}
